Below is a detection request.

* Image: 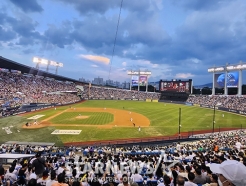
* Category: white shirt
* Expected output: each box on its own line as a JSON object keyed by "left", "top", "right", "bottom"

{"left": 236, "top": 142, "right": 241, "bottom": 149}
{"left": 46, "top": 180, "right": 57, "bottom": 186}
{"left": 184, "top": 181, "right": 197, "bottom": 186}
{"left": 37, "top": 178, "right": 50, "bottom": 186}
{"left": 157, "top": 183, "right": 165, "bottom": 186}
{"left": 57, "top": 167, "right": 65, "bottom": 175}
{"left": 131, "top": 174, "right": 143, "bottom": 182}
{"left": 4, "top": 172, "right": 17, "bottom": 182}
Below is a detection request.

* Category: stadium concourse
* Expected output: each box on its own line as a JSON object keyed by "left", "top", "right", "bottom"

{"left": 0, "top": 130, "right": 246, "bottom": 186}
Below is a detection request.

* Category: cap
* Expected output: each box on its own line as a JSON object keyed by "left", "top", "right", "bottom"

{"left": 210, "top": 160, "right": 246, "bottom": 186}
{"left": 43, "top": 170, "right": 49, "bottom": 177}
{"left": 36, "top": 152, "right": 42, "bottom": 157}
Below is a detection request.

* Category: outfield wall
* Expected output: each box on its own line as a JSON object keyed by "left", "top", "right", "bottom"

{"left": 84, "top": 98, "right": 145, "bottom": 101}
{"left": 3, "top": 100, "right": 84, "bottom": 116}
{"left": 158, "top": 100, "right": 193, "bottom": 105}
{"left": 199, "top": 104, "right": 246, "bottom": 116}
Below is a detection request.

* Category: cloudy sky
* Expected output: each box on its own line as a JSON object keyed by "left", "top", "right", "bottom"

{"left": 0, "top": 0, "right": 246, "bottom": 85}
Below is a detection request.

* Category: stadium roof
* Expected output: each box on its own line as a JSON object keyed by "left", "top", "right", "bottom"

{"left": 0, "top": 56, "right": 81, "bottom": 83}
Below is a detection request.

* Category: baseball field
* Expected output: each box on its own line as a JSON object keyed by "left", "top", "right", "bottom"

{"left": 0, "top": 100, "right": 246, "bottom": 146}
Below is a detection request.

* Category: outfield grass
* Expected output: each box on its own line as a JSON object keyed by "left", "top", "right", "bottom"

{"left": 50, "top": 112, "right": 114, "bottom": 125}
{"left": 0, "top": 100, "right": 245, "bottom": 145}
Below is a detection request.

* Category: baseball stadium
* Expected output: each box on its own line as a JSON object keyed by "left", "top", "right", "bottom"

{"left": 1, "top": 1, "right": 246, "bottom": 186}
{"left": 0, "top": 56, "right": 246, "bottom": 147}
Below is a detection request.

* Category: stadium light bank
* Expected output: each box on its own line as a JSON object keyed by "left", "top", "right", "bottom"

{"left": 208, "top": 61, "right": 246, "bottom": 96}
{"left": 33, "top": 57, "right": 63, "bottom": 75}
{"left": 127, "top": 70, "right": 151, "bottom": 92}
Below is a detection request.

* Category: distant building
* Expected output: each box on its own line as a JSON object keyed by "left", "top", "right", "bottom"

{"left": 115, "top": 81, "right": 121, "bottom": 88}
{"left": 79, "top": 77, "right": 90, "bottom": 83}
{"left": 92, "top": 77, "right": 104, "bottom": 85}
{"left": 106, "top": 79, "right": 114, "bottom": 86}
{"left": 122, "top": 81, "right": 130, "bottom": 89}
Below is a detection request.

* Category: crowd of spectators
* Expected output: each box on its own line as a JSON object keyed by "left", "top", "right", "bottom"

{"left": 0, "top": 130, "right": 246, "bottom": 186}
{"left": 0, "top": 71, "right": 80, "bottom": 107}
{"left": 187, "top": 95, "right": 246, "bottom": 111}
{"left": 0, "top": 70, "right": 160, "bottom": 109}
{"left": 81, "top": 86, "right": 160, "bottom": 100}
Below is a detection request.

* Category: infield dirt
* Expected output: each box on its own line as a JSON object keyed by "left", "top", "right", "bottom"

{"left": 22, "top": 107, "right": 150, "bottom": 129}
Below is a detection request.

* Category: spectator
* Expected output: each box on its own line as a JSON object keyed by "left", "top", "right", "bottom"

{"left": 193, "top": 168, "right": 207, "bottom": 185}
{"left": 210, "top": 160, "right": 246, "bottom": 186}
{"left": 32, "top": 152, "right": 47, "bottom": 178}
{"left": 209, "top": 174, "right": 218, "bottom": 186}
{"left": 46, "top": 170, "right": 57, "bottom": 186}
{"left": 37, "top": 170, "right": 50, "bottom": 186}
{"left": 184, "top": 172, "right": 197, "bottom": 186}
{"left": 177, "top": 175, "right": 185, "bottom": 186}
{"left": 118, "top": 174, "right": 130, "bottom": 186}
{"left": 51, "top": 173, "right": 68, "bottom": 186}
{"left": 5, "top": 166, "right": 17, "bottom": 183}
{"left": 163, "top": 175, "right": 171, "bottom": 186}
{"left": 28, "top": 178, "right": 37, "bottom": 186}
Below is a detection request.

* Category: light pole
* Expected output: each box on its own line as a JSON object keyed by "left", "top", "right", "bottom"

{"left": 212, "top": 105, "right": 216, "bottom": 133}
{"left": 179, "top": 108, "right": 181, "bottom": 140}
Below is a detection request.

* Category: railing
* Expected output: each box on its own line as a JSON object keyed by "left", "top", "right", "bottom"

{"left": 64, "top": 127, "right": 245, "bottom": 147}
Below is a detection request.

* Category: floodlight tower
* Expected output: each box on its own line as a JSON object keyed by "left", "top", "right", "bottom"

{"left": 33, "top": 57, "right": 41, "bottom": 69}
{"left": 55, "top": 63, "right": 63, "bottom": 75}
{"left": 33, "top": 57, "right": 49, "bottom": 70}
{"left": 33, "top": 57, "right": 64, "bottom": 75}
{"left": 50, "top": 60, "right": 63, "bottom": 75}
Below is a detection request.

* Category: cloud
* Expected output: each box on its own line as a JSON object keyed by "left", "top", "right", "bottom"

{"left": 9, "top": 0, "right": 43, "bottom": 13}
{"left": 175, "top": 73, "right": 195, "bottom": 79}
{"left": 55, "top": 0, "right": 163, "bottom": 15}
{"left": 172, "top": 0, "right": 231, "bottom": 11}
{"left": 122, "top": 62, "right": 127, "bottom": 66}
{"left": 91, "top": 64, "right": 99, "bottom": 68}
{"left": 79, "top": 55, "right": 110, "bottom": 65}
{"left": 152, "top": 64, "right": 159, "bottom": 68}
{"left": 43, "top": 23, "right": 73, "bottom": 48}
{"left": 0, "top": 26, "right": 16, "bottom": 41}
{"left": 190, "top": 58, "right": 201, "bottom": 64}
{"left": 54, "top": 0, "right": 118, "bottom": 15}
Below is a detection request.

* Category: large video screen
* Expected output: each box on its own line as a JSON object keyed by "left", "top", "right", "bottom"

{"left": 214, "top": 72, "right": 239, "bottom": 88}
{"left": 131, "top": 76, "right": 139, "bottom": 86}
{"left": 139, "top": 75, "right": 147, "bottom": 86}
{"left": 159, "top": 80, "right": 191, "bottom": 93}
{"left": 227, "top": 72, "right": 239, "bottom": 88}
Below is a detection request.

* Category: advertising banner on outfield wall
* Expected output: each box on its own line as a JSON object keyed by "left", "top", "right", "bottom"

{"left": 200, "top": 105, "right": 246, "bottom": 116}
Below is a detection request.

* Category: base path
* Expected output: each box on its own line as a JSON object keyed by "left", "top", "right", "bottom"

{"left": 22, "top": 107, "right": 150, "bottom": 129}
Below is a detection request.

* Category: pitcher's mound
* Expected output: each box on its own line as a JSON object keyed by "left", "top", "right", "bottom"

{"left": 76, "top": 116, "right": 89, "bottom": 119}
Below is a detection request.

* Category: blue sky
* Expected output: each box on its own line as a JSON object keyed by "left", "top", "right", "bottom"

{"left": 0, "top": 0, "right": 246, "bottom": 85}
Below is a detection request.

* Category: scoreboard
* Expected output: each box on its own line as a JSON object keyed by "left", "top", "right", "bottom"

{"left": 159, "top": 79, "right": 192, "bottom": 93}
